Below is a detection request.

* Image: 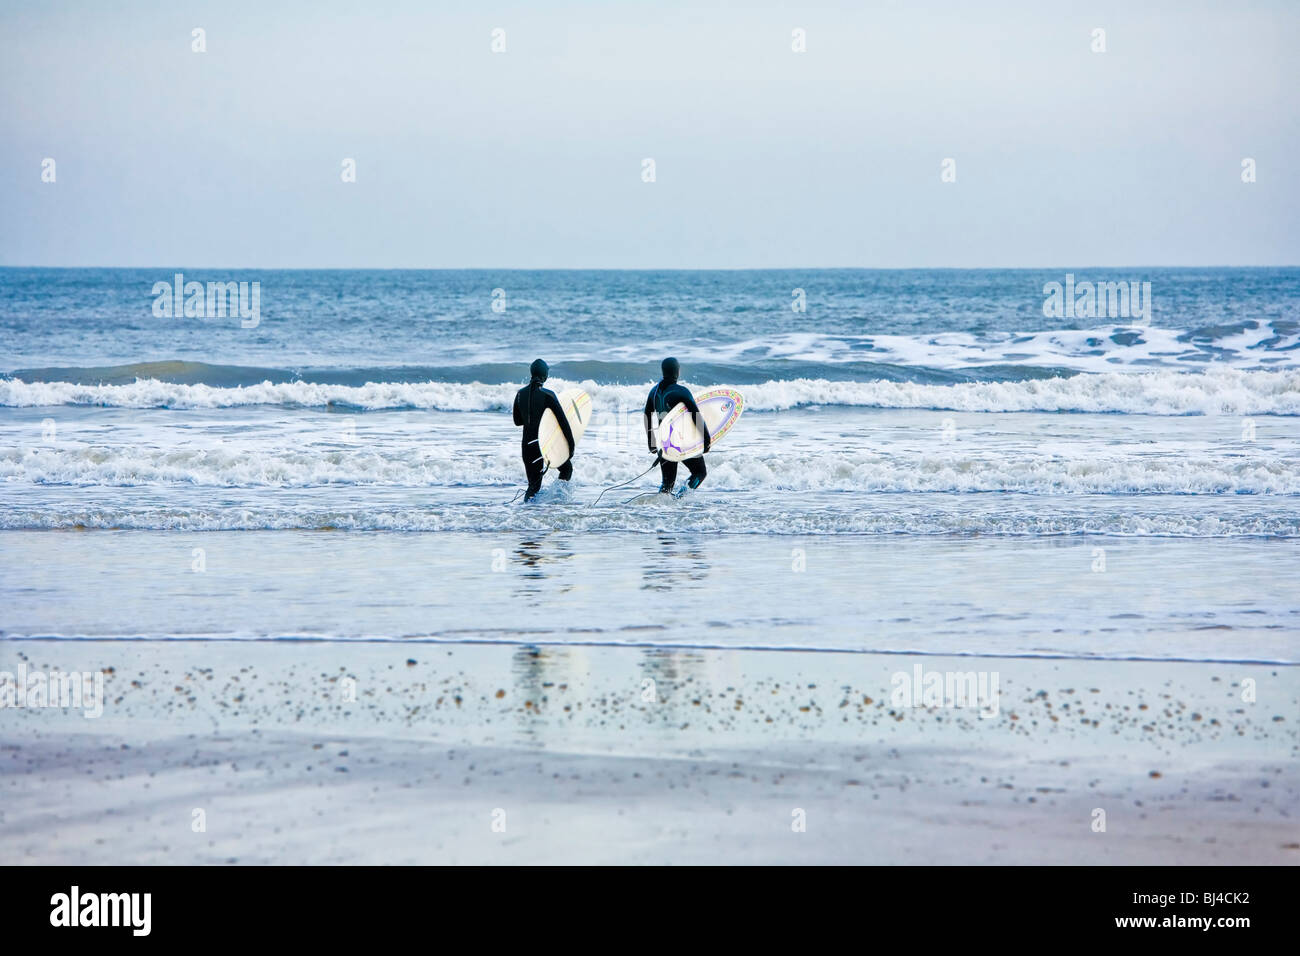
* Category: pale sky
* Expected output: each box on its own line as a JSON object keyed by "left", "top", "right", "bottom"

{"left": 2, "top": 0, "right": 1296, "bottom": 268}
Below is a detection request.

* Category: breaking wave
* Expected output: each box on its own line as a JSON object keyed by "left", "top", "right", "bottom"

{"left": 3, "top": 367, "right": 1299, "bottom": 415}
{"left": 5, "top": 443, "right": 1299, "bottom": 494}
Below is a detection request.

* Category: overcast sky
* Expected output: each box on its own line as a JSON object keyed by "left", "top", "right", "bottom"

{"left": 1, "top": 0, "right": 1296, "bottom": 268}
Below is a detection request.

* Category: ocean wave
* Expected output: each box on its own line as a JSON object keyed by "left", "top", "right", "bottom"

{"left": 693, "top": 321, "right": 1300, "bottom": 373}
{"left": 9, "top": 320, "right": 1299, "bottom": 387}
{"left": 4, "top": 445, "right": 1298, "bottom": 494}
{"left": 2, "top": 367, "right": 1299, "bottom": 415}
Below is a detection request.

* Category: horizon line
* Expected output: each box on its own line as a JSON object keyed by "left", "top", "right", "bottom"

{"left": 2, "top": 264, "right": 1297, "bottom": 272}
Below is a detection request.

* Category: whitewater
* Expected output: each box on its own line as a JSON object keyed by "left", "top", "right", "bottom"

{"left": 2, "top": 267, "right": 1298, "bottom": 659}
{"left": 3, "top": 365, "right": 1300, "bottom": 415}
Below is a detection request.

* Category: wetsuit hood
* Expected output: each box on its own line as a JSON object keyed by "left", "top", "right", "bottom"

{"left": 529, "top": 359, "right": 549, "bottom": 383}
{"left": 661, "top": 357, "right": 679, "bottom": 384}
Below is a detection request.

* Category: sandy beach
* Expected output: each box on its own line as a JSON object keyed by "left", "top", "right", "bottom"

{"left": 2, "top": 640, "right": 1294, "bottom": 865}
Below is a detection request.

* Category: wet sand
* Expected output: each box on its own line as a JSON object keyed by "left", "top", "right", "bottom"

{"left": 1, "top": 641, "right": 1295, "bottom": 864}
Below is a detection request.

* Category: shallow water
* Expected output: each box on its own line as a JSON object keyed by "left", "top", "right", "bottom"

{"left": 2, "top": 530, "right": 1295, "bottom": 663}
{"left": 2, "top": 405, "right": 1297, "bottom": 535}
{"left": 3, "top": 268, "right": 1298, "bottom": 664}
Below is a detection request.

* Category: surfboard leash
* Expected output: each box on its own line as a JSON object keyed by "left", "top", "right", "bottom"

{"left": 589, "top": 461, "right": 659, "bottom": 509}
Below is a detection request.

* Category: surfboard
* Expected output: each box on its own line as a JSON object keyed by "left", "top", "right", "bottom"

{"left": 537, "top": 387, "right": 591, "bottom": 468}
{"left": 654, "top": 387, "right": 744, "bottom": 462}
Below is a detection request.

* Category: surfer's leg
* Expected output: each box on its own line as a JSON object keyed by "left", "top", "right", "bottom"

{"left": 522, "top": 448, "right": 544, "bottom": 501}
{"left": 658, "top": 458, "right": 678, "bottom": 493}
{"left": 685, "top": 455, "right": 707, "bottom": 489}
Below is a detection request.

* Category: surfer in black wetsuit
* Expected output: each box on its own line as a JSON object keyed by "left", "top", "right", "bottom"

{"left": 513, "top": 359, "right": 575, "bottom": 502}
{"left": 644, "top": 357, "right": 709, "bottom": 494}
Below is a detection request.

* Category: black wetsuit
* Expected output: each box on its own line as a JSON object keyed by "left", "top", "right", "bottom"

{"left": 513, "top": 379, "right": 575, "bottom": 500}
{"left": 644, "top": 380, "right": 709, "bottom": 491}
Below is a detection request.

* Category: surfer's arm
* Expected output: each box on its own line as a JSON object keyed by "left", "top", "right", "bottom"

{"left": 512, "top": 390, "right": 524, "bottom": 427}
{"left": 545, "top": 390, "right": 577, "bottom": 458}
{"left": 643, "top": 392, "right": 657, "bottom": 452}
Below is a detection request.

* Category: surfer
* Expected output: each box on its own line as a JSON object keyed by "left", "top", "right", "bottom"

{"left": 644, "top": 357, "right": 709, "bottom": 494}
{"left": 513, "top": 358, "right": 575, "bottom": 501}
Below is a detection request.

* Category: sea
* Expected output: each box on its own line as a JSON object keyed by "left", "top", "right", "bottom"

{"left": 2, "top": 267, "right": 1297, "bottom": 663}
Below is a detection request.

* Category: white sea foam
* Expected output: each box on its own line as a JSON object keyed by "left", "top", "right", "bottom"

{"left": 699, "top": 324, "right": 1300, "bottom": 372}
{"left": 3, "top": 367, "right": 1299, "bottom": 415}
{"left": 5, "top": 443, "right": 1298, "bottom": 494}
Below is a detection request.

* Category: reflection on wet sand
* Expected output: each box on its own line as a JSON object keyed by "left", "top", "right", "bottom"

{"left": 638, "top": 647, "right": 711, "bottom": 730}
{"left": 512, "top": 537, "right": 577, "bottom": 601}
{"left": 508, "top": 643, "right": 593, "bottom": 744}
{"left": 505, "top": 643, "right": 713, "bottom": 747}
{"left": 640, "top": 535, "right": 711, "bottom": 592}
{"left": 510, "top": 644, "right": 547, "bottom": 743}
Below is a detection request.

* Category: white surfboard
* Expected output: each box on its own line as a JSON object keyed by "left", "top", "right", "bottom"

{"left": 654, "top": 387, "right": 744, "bottom": 462}
{"left": 537, "top": 387, "right": 591, "bottom": 468}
